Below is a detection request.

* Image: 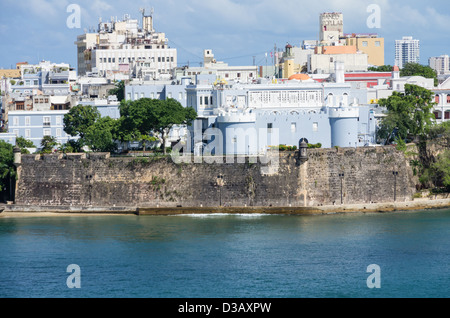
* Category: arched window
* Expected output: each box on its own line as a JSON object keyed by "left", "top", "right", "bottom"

{"left": 342, "top": 93, "right": 349, "bottom": 106}
{"left": 327, "top": 93, "right": 333, "bottom": 106}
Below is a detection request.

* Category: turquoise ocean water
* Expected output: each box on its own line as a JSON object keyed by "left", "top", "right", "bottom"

{"left": 0, "top": 209, "right": 449, "bottom": 298}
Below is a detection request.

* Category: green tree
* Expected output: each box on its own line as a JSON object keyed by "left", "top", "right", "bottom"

{"left": 368, "top": 65, "right": 394, "bottom": 72}
{"left": 140, "top": 134, "right": 158, "bottom": 152}
{"left": 63, "top": 105, "right": 101, "bottom": 141}
{"left": 16, "top": 137, "right": 35, "bottom": 154}
{"left": 377, "top": 84, "right": 435, "bottom": 143}
{"left": 400, "top": 63, "right": 438, "bottom": 86}
{"left": 108, "top": 81, "right": 125, "bottom": 102}
{"left": 116, "top": 98, "right": 197, "bottom": 154}
{"left": 147, "top": 98, "right": 197, "bottom": 154}
{"left": 0, "top": 141, "right": 15, "bottom": 198}
{"left": 59, "top": 139, "right": 84, "bottom": 154}
{"left": 418, "top": 121, "right": 450, "bottom": 191}
{"left": 40, "top": 136, "right": 59, "bottom": 153}
{"left": 84, "top": 117, "right": 117, "bottom": 152}
{"left": 113, "top": 100, "right": 149, "bottom": 151}
{"left": 432, "top": 150, "right": 450, "bottom": 190}
{"left": 16, "top": 137, "right": 34, "bottom": 148}
{"left": 426, "top": 120, "right": 450, "bottom": 147}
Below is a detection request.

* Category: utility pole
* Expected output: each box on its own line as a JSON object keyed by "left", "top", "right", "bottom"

{"left": 265, "top": 53, "right": 268, "bottom": 78}
{"left": 274, "top": 43, "right": 277, "bottom": 78}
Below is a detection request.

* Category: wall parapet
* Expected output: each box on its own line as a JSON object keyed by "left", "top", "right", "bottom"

{"left": 21, "top": 152, "right": 111, "bottom": 162}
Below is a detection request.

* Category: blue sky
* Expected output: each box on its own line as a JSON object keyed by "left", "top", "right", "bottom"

{"left": 0, "top": 0, "right": 449, "bottom": 72}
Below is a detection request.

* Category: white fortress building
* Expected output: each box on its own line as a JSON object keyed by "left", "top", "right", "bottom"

{"left": 184, "top": 62, "right": 378, "bottom": 156}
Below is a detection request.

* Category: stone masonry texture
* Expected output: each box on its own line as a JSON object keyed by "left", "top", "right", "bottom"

{"left": 15, "top": 147, "right": 417, "bottom": 208}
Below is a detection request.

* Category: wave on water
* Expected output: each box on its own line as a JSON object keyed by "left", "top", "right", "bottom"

{"left": 174, "top": 213, "right": 270, "bottom": 218}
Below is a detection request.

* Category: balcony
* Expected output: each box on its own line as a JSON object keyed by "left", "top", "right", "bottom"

{"left": 49, "top": 71, "right": 69, "bottom": 81}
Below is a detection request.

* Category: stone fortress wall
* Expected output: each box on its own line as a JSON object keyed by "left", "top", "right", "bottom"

{"left": 14, "top": 146, "right": 418, "bottom": 209}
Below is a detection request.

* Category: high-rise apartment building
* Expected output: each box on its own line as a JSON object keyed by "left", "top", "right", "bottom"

{"left": 395, "top": 36, "right": 420, "bottom": 69}
{"left": 429, "top": 55, "right": 450, "bottom": 75}
{"left": 75, "top": 9, "right": 177, "bottom": 80}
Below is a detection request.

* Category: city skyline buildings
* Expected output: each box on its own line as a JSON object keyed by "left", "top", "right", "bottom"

{"left": 0, "top": 1, "right": 449, "bottom": 73}
{"left": 74, "top": 10, "right": 177, "bottom": 79}
{"left": 395, "top": 36, "right": 420, "bottom": 69}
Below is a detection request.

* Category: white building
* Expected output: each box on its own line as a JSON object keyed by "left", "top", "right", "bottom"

{"left": 184, "top": 69, "right": 377, "bottom": 155}
{"left": 395, "top": 36, "right": 420, "bottom": 69}
{"left": 174, "top": 49, "right": 258, "bottom": 83}
{"left": 433, "top": 77, "right": 450, "bottom": 122}
{"left": 75, "top": 10, "right": 177, "bottom": 80}
{"left": 429, "top": 55, "right": 450, "bottom": 75}
{"left": 308, "top": 53, "right": 368, "bottom": 74}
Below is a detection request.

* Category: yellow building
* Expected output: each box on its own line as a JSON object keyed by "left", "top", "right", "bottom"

{"left": 345, "top": 35, "right": 384, "bottom": 66}
{"left": 282, "top": 58, "right": 298, "bottom": 79}
{"left": 280, "top": 44, "right": 302, "bottom": 79}
{"left": 0, "top": 69, "right": 21, "bottom": 78}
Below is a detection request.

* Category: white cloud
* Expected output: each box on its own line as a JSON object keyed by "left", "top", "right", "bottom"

{"left": 425, "top": 7, "right": 450, "bottom": 30}
{"left": 90, "top": 0, "right": 113, "bottom": 14}
{"left": 1, "top": 0, "right": 448, "bottom": 69}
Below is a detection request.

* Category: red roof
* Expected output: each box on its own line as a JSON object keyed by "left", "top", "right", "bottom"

{"left": 345, "top": 72, "right": 391, "bottom": 78}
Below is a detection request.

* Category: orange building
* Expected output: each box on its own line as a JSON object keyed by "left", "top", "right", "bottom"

{"left": 315, "top": 45, "right": 357, "bottom": 55}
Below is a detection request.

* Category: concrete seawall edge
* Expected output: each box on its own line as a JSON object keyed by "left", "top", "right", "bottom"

{"left": 1, "top": 199, "right": 449, "bottom": 216}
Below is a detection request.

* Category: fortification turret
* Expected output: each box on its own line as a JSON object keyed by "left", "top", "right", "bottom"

{"left": 329, "top": 107, "right": 359, "bottom": 148}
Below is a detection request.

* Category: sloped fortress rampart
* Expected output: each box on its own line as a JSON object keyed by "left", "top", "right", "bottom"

{"left": 14, "top": 147, "right": 417, "bottom": 209}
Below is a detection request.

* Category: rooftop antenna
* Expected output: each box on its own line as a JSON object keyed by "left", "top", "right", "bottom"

{"left": 140, "top": 7, "right": 154, "bottom": 17}
{"left": 140, "top": 7, "right": 154, "bottom": 33}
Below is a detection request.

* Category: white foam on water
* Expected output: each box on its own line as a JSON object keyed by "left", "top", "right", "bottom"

{"left": 175, "top": 213, "right": 270, "bottom": 218}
